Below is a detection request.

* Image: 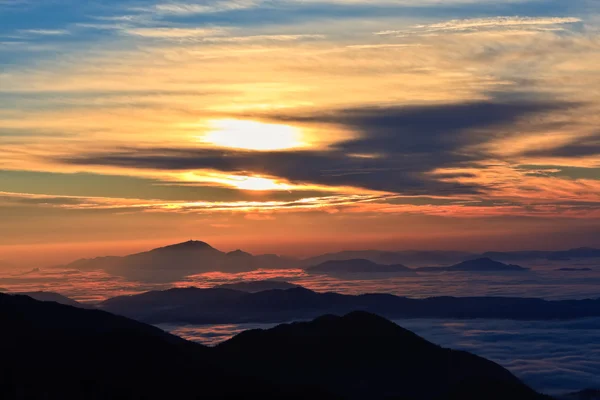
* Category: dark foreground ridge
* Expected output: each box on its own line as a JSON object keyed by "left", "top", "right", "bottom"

{"left": 0, "top": 293, "right": 324, "bottom": 400}
{"left": 98, "top": 286, "right": 600, "bottom": 324}
{"left": 218, "top": 312, "right": 548, "bottom": 400}
{"left": 0, "top": 292, "right": 549, "bottom": 400}
{"left": 558, "top": 389, "right": 600, "bottom": 400}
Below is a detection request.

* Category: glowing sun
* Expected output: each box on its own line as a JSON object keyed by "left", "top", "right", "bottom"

{"left": 203, "top": 119, "right": 303, "bottom": 151}
{"left": 232, "top": 176, "right": 292, "bottom": 191}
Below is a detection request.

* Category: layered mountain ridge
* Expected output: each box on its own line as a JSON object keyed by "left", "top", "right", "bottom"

{"left": 0, "top": 292, "right": 549, "bottom": 400}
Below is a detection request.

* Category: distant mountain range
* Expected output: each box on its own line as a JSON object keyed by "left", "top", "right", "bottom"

{"left": 1, "top": 292, "right": 549, "bottom": 400}
{"left": 95, "top": 285, "right": 600, "bottom": 325}
{"left": 415, "top": 258, "right": 529, "bottom": 273}
{"left": 307, "top": 259, "right": 416, "bottom": 275}
{"left": 301, "top": 250, "right": 476, "bottom": 267}
{"left": 49, "top": 240, "right": 600, "bottom": 282}
{"left": 556, "top": 268, "right": 593, "bottom": 272}
{"left": 306, "top": 258, "right": 528, "bottom": 275}
{"left": 215, "top": 280, "right": 301, "bottom": 292}
{"left": 307, "top": 247, "right": 600, "bottom": 266}
{"left": 59, "top": 240, "right": 297, "bottom": 282}
{"left": 481, "top": 248, "right": 600, "bottom": 262}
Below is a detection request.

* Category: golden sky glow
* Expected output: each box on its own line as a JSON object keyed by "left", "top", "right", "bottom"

{"left": 1, "top": 1, "right": 600, "bottom": 263}
{"left": 202, "top": 119, "right": 305, "bottom": 151}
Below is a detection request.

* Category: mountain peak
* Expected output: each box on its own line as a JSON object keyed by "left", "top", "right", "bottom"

{"left": 155, "top": 240, "right": 217, "bottom": 252}
{"left": 227, "top": 249, "right": 252, "bottom": 257}
{"left": 451, "top": 257, "right": 527, "bottom": 271}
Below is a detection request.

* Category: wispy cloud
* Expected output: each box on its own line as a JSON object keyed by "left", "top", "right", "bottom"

{"left": 146, "top": 0, "right": 261, "bottom": 15}
{"left": 18, "top": 29, "right": 71, "bottom": 36}
{"left": 0, "top": 190, "right": 391, "bottom": 214}
{"left": 124, "top": 27, "right": 226, "bottom": 38}
{"left": 376, "top": 16, "right": 582, "bottom": 36}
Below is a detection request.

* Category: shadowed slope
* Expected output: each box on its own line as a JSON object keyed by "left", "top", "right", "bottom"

{"left": 217, "top": 311, "right": 548, "bottom": 400}
{"left": 0, "top": 293, "right": 320, "bottom": 400}
{"left": 0, "top": 293, "right": 551, "bottom": 399}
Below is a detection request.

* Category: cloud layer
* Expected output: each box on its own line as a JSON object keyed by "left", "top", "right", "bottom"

{"left": 0, "top": 0, "right": 599, "bottom": 254}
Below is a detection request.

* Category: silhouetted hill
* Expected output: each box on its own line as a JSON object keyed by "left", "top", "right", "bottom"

{"left": 10, "top": 291, "right": 86, "bottom": 308}
{"left": 557, "top": 268, "right": 593, "bottom": 272}
{"left": 99, "top": 287, "right": 246, "bottom": 319}
{"left": 227, "top": 249, "right": 253, "bottom": 257}
{"left": 99, "top": 287, "right": 600, "bottom": 324}
{"left": 58, "top": 240, "right": 297, "bottom": 282}
{"left": 0, "top": 293, "right": 553, "bottom": 399}
{"left": 0, "top": 293, "right": 326, "bottom": 399}
{"left": 552, "top": 248, "right": 600, "bottom": 259}
{"left": 302, "top": 250, "right": 475, "bottom": 267}
{"left": 307, "top": 259, "right": 416, "bottom": 275}
{"left": 217, "top": 311, "right": 548, "bottom": 400}
{"left": 215, "top": 280, "right": 301, "bottom": 292}
{"left": 559, "top": 389, "right": 600, "bottom": 400}
{"left": 303, "top": 247, "right": 600, "bottom": 268}
{"left": 482, "top": 248, "right": 600, "bottom": 262}
{"left": 417, "top": 258, "right": 529, "bottom": 273}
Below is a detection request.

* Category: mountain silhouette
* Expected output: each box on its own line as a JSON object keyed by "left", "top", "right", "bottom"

{"left": 302, "top": 250, "right": 475, "bottom": 267}
{"left": 307, "top": 258, "right": 416, "bottom": 275}
{"left": 417, "top": 258, "right": 528, "bottom": 273}
{"left": 217, "top": 311, "right": 548, "bottom": 400}
{"left": 557, "top": 268, "right": 593, "bottom": 272}
{"left": 0, "top": 292, "right": 325, "bottom": 399}
{"left": 58, "top": 240, "right": 297, "bottom": 282}
{"left": 0, "top": 292, "right": 550, "bottom": 400}
{"left": 215, "top": 280, "right": 301, "bottom": 292}
{"left": 100, "top": 287, "right": 246, "bottom": 320}
{"left": 559, "top": 389, "right": 600, "bottom": 400}
{"left": 9, "top": 291, "right": 87, "bottom": 308}
{"left": 305, "top": 247, "right": 600, "bottom": 267}
{"left": 153, "top": 240, "right": 218, "bottom": 252}
{"left": 99, "top": 286, "right": 600, "bottom": 324}
{"left": 482, "top": 248, "right": 600, "bottom": 262}
{"left": 50, "top": 242, "right": 600, "bottom": 283}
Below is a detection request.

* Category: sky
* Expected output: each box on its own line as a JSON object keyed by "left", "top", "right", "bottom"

{"left": 1, "top": 0, "right": 600, "bottom": 264}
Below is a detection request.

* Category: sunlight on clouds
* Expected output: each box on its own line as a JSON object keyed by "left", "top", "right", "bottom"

{"left": 231, "top": 176, "right": 291, "bottom": 191}
{"left": 175, "top": 171, "right": 385, "bottom": 194}
{"left": 125, "top": 27, "right": 225, "bottom": 38}
{"left": 1, "top": 0, "right": 600, "bottom": 250}
{"left": 201, "top": 119, "right": 305, "bottom": 151}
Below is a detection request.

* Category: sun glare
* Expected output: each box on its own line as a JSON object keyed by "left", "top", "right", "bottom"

{"left": 232, "top": 176, "right": 292, "bottom": 191}
{"left": 202, "top": 119, "right": 304, "bottom": 151}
